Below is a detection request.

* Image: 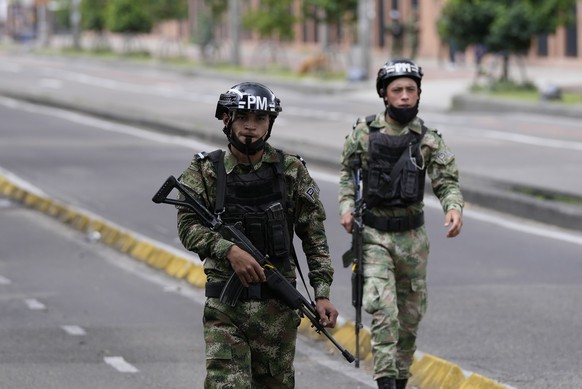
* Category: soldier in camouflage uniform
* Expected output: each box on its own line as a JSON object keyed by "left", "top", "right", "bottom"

{"left": 338, "top": 59, "right": 464, "bottom": 389}
{"left": 177, "top": 82, "right": 339, "bottom": 388}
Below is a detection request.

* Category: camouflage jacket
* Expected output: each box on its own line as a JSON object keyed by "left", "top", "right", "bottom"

{"left": 339, "top": 114, "right": 464, "bottom": 218}
{"left": 177, "top": 143, "right": 333, "bottom": 299}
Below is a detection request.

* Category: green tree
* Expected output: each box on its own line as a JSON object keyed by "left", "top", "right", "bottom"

{"left": 242, "top": 0, "right": 295, "bottom": 41}
{"left": 81, "top": 0, "right": 109, "bottom": 50}
{"left": 105, "top": 0, "right": 153, "bottom": 34}
{"left": 81, "top": 0, "right": 107, "bottom": 32}
{"left": 438, "top": 0, "right": 576, "bottom": 81}
{"left": 301, "top": 0, "right": 358, "bottom": 26}
{"left": 151, "top": 0, "right": 188, "bottom": 21}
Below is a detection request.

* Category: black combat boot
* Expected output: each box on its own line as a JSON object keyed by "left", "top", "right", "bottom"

{"left": 377, "top": 377, "right": 396, "bottom": 389}
{"left": 395, "top": 378, "right": 408, "bottom": 389}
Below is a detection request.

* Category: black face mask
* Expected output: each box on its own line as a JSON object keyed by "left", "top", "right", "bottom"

{"left": 230, "top": 134, "right": 266, "bottom": 155}
{"left": 223, "top": 125, "right": 268, "bottom": 156}
{"left": 386, "top": 103, "right": 419, "bottom": 125}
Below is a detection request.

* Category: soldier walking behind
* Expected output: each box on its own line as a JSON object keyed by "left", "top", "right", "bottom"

{"left": 338, "top": 59, "right": 464, "bottom": 389}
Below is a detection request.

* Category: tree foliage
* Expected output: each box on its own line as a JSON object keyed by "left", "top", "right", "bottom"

{"left": 438, "top": 0, "right": 576, "bottom": 54}
{"left": 150, "top": 0, "right": 188, "bottom": 21}
{"left": 81, "top": 0, "right": 107, "bottom": 32}
{"left": 301, "top": 0, "right": 358, "bottom": 25}
{"left": 105, "top": 0, "right": 153, "bottom": 33}
{"left": 242, "top": 0, "right": 296, "bottom": 41}
{"left": 438, "top": 0, "right": 576, "bottom": 80}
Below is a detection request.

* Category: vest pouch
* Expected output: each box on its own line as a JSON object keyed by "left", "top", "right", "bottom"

{"left": 265, "top": 203, "right": 290, "bottom": 263}
{"left": 400, "top": 158, "right": 419, "bottom": 202}
{"left": 244, "top": 214, "right": 267, "bottom": 255}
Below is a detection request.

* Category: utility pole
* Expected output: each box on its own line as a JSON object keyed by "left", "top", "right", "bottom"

{"left": 228, "top": 0, "right": 240, "bottom": 66}
{"left": 70, "top": 0, "right": 81, "bottom": 50}
{"left": 356, "top": 0, "right": 373, "bottom": 80}
{"left": 35, "top": 0, "right": 49, "bottom": 47}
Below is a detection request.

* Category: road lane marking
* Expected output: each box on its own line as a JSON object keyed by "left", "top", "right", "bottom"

{"left": 0, "top": 274, "right": 12, "bottom": 285}
{"left": 61, "top": 325, "right": 86, "bottom": 336}
{"left": 39, "top": 78, "right": 63, "bottom": 89}
{"left": 0, "top": 63, "right": 21, "bottom": 73}
{"left": 104, "top": 356, "right": 139, "bottom": 373}
{"left": 24, "top": 298, "right": 46, "bottom": 310}
{"left": 0, "top": 198, "right": 12, "bottom": 208}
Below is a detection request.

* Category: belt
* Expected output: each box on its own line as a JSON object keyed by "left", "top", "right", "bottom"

{"left": 205, "top": 281, "right": 296, "bottom": 300}
{"left": 362, "top": 212, "right": 424, "bottom": 232}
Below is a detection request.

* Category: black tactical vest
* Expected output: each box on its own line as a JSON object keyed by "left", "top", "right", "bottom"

{"left": 206, "top": 150, "right": 293, "bottom": 271}
{"left": 363, "top": 125, "right": 427, "bottom": 208}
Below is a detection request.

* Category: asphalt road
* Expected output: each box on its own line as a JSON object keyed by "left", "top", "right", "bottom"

{"left": 2, "top": 97, "right": 582, "bottom": 388}
{"left": 0, "top": 198, "right": 376, "bottom": 389}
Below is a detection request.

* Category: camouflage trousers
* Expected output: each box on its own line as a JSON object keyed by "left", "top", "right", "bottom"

{"left": 361, "top": 225, "right": 429, "bottom": 380}
{"left": 203, "top": 297, "right": 301, "bottom": 388}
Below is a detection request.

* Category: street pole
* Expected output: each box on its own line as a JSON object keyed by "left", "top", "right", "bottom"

{"left": 228, "top": 0, "right": 240, "bottom": 66}
{"left": 36, "top": 2, "right": 48, "bottom": 47}
{"left": 356, "top": 0, "right": 373, "bottom": 80}
{"left": 70, "top": 0, "right": 81, "bottom": 50}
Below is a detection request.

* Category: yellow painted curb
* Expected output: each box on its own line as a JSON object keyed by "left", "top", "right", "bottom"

{"left": 100, "top": 224, "right": 121, "bottom": 246}
{"left": 460, "top": 374, "right": 507, "bottom": 389}
{"left": 409, "top": 355, "right": 466, "bottom": 389}
{"left": 186, "top": 264, "right": 206, "bottom": 288}
{"left": 114, "top": 231, "right": 137, "bottom": 253}
{"left": 331, "top": 321, "right": 372, "bottom": 362}
{"left": 165, "top": 257, "right": 195, "bottom": 279}
{"left": 147, "top": 248, "right": 174, "bottom": 269}
{"left": 130, "top": 241, "right": 156, "bottom": 262}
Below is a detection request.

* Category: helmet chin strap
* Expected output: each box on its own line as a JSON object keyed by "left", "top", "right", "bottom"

{"left": 225, "top": 128, "right": 267, "bottom": 156}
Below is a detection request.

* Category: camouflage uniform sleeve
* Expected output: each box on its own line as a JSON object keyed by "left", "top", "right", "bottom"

{"left": 338, "top": 118, "right": 367, "bottom": 216}
{"left": 287, "top": 155, "right": 333, "bottom": 300}
{"left": 176, "top": 157, "right": 234, "bottom": 262}
{"left": 422, "top": 129, "right": 464, "bottom": 213}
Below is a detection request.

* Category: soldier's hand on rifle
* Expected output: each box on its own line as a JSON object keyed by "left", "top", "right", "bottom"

{"left": 226, "top": 245, "right": 267, "bottom": 287}
{"left": 340, "top": 212, "right": 354, "bottom": 234}
{"left": 315, "top": 298, "right": 338, "bottom": 328}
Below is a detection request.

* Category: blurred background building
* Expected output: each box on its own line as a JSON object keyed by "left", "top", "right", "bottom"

{"left": 1, "top": 0, "right": 580, "bottom": 70}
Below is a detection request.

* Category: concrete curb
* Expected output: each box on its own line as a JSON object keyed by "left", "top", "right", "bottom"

{"left": 452, "top": 93, "right": 582, "bottom": 120}
{"left": 0, "top": 172, "right": 510, "bottom": 389}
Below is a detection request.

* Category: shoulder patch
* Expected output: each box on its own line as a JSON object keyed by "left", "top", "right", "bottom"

{"left": 436, "top": 149, "right": 454, "bottom": 164}
{"left": 304, "top": 183, "right": 320, "bottom": 203}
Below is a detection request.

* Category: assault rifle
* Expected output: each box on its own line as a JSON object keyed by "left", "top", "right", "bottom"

{"left": 341, "top": 156, "right": 365, "bottom": 368}
{"left": 152, "top": 175, "right": 355, "bottom": 363}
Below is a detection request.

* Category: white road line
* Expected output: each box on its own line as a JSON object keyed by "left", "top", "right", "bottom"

{"left": 39, "top": 78, "right": 63, "bottom": 89}
{"left": 0, "top": 274, "right": 12, "bottom": 285}
{"left": 0, "top": 63, "right": 21, "bottom": 73}
{"left": 0, "top": 198, "right": 12, "bottom": 208}
{"left": 61, "top": 325, "right": 87, "bottom": 336}
{"left": 24, "top": 298, "right": 46, "bottom": 310}
{"left": 104, "top": 356, "right": 139, "bottom": 373}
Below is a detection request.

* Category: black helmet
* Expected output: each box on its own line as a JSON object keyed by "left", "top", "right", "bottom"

{"left": 215, "top": 82, "right": 282, "bottom": 120}
{"left": 376, "top": 58, "right": 423, "bottom": 98}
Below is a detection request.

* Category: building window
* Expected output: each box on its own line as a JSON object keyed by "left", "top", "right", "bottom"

{"left": 537, "top": 34, "right": 548, "bottom": 57}
{"left": 565, "top": 5, "right": 578, "bottom": 57}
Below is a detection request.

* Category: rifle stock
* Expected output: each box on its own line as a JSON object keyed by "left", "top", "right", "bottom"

{"left": 152, "top": 175, "right": 355, "bottom": 363}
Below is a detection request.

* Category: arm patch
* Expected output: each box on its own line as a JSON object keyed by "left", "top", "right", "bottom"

{"left": 304, "top": 184, "right": 320, "bottom": 203}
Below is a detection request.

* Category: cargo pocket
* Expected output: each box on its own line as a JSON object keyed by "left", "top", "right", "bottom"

{"left": 362, "top": 276, "right": 383, "bottom": 314}
{"left": 410, "top": 278, "right": 427, "bottom": 320}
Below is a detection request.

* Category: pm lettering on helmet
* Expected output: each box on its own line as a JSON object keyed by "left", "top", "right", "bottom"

{"left": 387, "top": 62, "right": 419, "bottom": 75}
{"left": 239, "top": 95, "right": 269, "bottom": 111}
